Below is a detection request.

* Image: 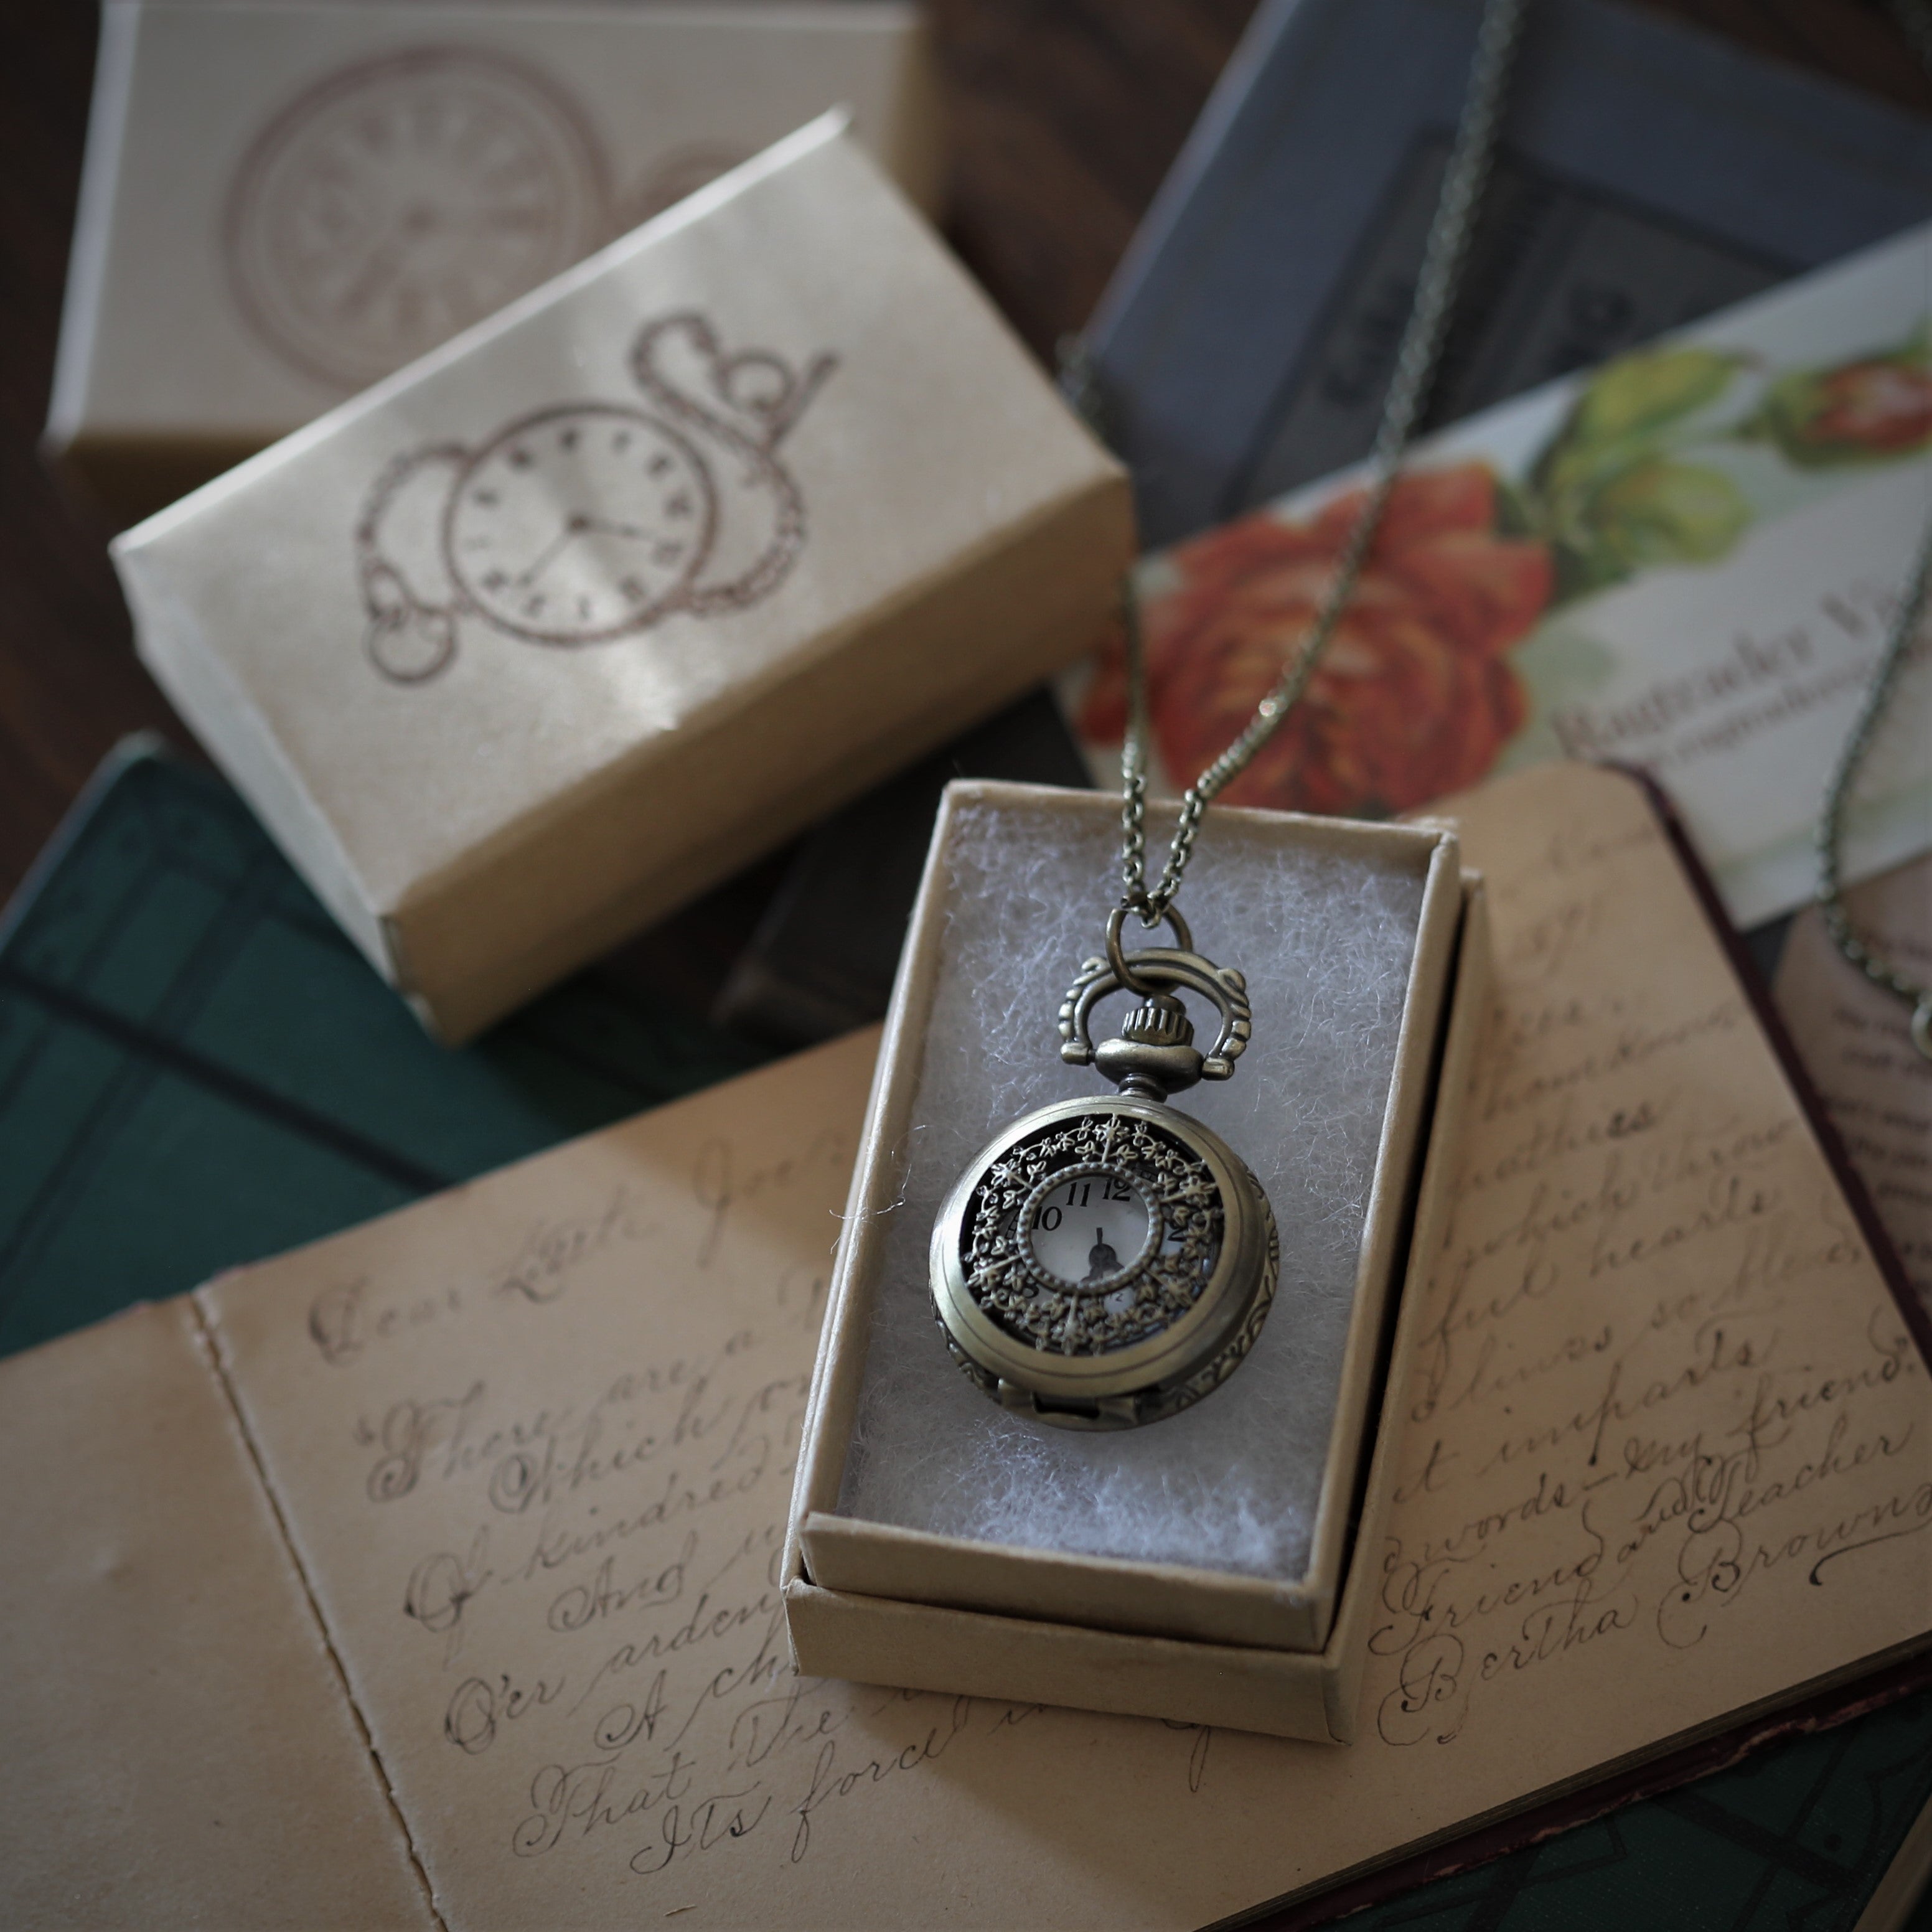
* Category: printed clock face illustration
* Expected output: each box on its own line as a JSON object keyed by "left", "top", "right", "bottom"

{"left": 449, "top": 407, "right": 718, "bottom": 640}
{"left": 225, "top": 48, "right": 610, "bottom": 389}
{"left": 356, "top": 310, "right": 839, "bottom": 683}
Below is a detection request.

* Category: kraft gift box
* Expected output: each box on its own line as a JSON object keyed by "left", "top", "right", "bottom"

{"left": 784, "top": 781, "right": 1489, "bottom": 1742}
{"left": 110, "top": 118, "right": 1132, "bottom": 1043}
{"left": 49, "top": 0, "right": 943, "bottom": 521}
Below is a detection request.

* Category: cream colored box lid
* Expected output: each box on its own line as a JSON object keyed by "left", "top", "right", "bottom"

{"left": 110, "top": 118, "right": 1123, "bottom": 1018}
{"left": 49, "top": 0, "right": 940, "bottom": 453}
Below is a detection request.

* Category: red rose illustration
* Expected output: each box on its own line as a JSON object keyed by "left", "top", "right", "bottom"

{"left": 1079, "top": 464, "right": 1552, "bottom": 817}
{"left": 1760, "top": 350, "right": 1932, "bottom": 469}
{"left": 1810, "top": 358, "right": 1932, "bottom": 455}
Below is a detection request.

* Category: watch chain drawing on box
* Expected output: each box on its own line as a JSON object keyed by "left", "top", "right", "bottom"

{"left": 223, "top": 47, "right": 757, "bottom": 392}
{"left": 355, "top": 311, "right": 838, "bottom": 682}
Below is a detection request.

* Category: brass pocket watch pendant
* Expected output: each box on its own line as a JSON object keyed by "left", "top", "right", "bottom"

{"left": 931, "top": 909, "right": 1279, "bottom": 1430}
{"left": 930, "top": 0, "right": 1532, "bottom": 1428}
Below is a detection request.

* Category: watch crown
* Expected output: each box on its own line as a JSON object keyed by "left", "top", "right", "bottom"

{"left": 1096, "top": 993, "right": 1204, "bottom": 1100}
{"left": 1120, "top": 994, "right": 1194, "bottom": 1050}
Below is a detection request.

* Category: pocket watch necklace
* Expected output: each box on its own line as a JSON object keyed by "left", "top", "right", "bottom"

{"left": 931, "top": 0, "right": 1532, "bottom": 1430}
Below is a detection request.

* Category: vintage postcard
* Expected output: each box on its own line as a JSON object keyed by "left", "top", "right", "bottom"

{"left": 1065, "top": 222, "right": 1932, "bottom": 926}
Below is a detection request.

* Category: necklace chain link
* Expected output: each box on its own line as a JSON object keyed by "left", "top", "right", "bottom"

{"left": 1113, "top": 0, "right": 1531, "bottom": 924}
{"left": 1815, "top": 514, "right": 1932, "bottom": 1052}
{"left": 1816, "top": 0, "right": 1932, "bottom": 1057}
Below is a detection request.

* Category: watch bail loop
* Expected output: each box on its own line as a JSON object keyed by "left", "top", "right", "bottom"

{"left": 1060, "top": 932, "right": 1253, "bottom": 1095}
{"left": 1106, "top": 903, "right": 1192, "bottom": 993}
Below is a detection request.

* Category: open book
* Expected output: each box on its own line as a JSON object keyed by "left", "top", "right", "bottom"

{"left": 4, "top": 761, "right": 1927, "bottom": 1930}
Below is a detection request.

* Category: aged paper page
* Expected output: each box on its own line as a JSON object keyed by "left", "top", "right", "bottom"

{"left": 198, "top": 765, "right": 1932, "bottom": 1930}
{"left": 0, "top": 1300, "right": 435, "bottom": 1931}
{"left": 1773, "top": 852, "right": 1932, "bottom": 1308}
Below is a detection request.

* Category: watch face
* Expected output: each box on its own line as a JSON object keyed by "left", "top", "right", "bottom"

{"left": 446, "top": 406, "right": 716, "bottom": 642}
{"left": 959, "top": 1110, "right": 1226, "bottom": 1358}
{"left": 932, "top": 1095, "right": 1279, "bottom": 1427}
{"left": 225, "top": 47, "right": 609, "bottom": 388}
{"left": 1022, "top": 1163, "right": 1158, "bottom": 1292}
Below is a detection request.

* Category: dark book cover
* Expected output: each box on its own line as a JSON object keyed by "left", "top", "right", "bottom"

{"left": 713, "top": 688, "right": 1092, "bottom": 1046}
{"left": 1089, "top": 0, "right": 1932, "bottom": 546}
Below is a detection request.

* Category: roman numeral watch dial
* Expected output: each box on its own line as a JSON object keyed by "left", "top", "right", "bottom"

{"left": 224, "top": 48, "right": 610, "bottom": 390}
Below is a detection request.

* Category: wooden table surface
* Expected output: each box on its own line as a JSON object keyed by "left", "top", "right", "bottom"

{"left": 4, "top": 0, "right": 1929, "bottom": 973}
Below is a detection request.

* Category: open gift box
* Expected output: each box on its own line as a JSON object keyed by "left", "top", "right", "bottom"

{"left": 50, "top": 0, "right": 943, "bottom": 522}
{"left": 111, "top": 118, "right": 1130, "bottom": 1043}
{"left": 783, "top": 781, "right": 1489, "bottom": 1742}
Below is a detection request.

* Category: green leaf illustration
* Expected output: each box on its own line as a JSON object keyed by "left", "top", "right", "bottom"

{"left": 1580, "top": 458, "right": 1751, "bottom": 577}
{"left": 1527, "top": 347, "right": 1747, "bottom": 533}
{"left": 1491, "top": 472, "right": 1538, "bottom": 541}
{"left": 1569, "top": 347, "right": 1742, "bottom": 447}
{"left": 1547, "top": 535, "right": 1630, "bottom": 605}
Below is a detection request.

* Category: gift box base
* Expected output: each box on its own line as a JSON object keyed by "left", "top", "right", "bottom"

{"left": 783, "top": 781, "right": 1491, "bottom": 1739}
{"left": 782, "top": 1576, "right": 1348, "bottom": 1741}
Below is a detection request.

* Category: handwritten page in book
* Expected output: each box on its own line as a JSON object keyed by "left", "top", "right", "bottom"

{"left": 193, "top": 763, "right": 1932, "bottom": 1931}
{"left": 1773, "top": 851, "right": 1932, "bottom": 1310}
{"left": 0, "top": 1300, "right": 436, "bottom": 1931}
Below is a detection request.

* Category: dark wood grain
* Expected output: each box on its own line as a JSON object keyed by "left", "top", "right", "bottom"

{"left": 1, "top": 0, "right": 1926, "bottom": 943}
{"left": 0, "top": 6, "right": 188, "bottom": 901}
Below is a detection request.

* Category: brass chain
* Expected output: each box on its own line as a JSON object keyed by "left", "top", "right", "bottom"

{"left": 1816, "top": 0, "right": 1932, "bottom": 1060}
{"left": 1814, "top": 486, "right": 1932, "bottom": 1059}
{"left": 1109, "top": 0, "right": 1532, "bottom": 924}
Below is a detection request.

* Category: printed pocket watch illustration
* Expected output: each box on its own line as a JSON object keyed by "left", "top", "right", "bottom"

{"left": 355, "top": 311, "right": 837, "bottom": 683}
{"left": 225, "top": 47, "right": 612, "bottom": 390}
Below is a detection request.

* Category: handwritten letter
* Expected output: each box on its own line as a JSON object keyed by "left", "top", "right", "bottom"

{"left": 1369, "top": 771, "right": 1929, "bottom": 1765}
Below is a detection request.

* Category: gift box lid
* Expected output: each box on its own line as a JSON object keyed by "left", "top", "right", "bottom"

{"left": 111, "top": 116, "right": 1132, "bottom": 1041}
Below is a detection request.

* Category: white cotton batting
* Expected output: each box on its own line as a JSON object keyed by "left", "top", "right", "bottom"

{"left": 833, "top": 793, "right": 1427, "bottom": 1587}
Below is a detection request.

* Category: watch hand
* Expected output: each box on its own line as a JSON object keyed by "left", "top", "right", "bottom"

{"left": 512, "top": 511, "right": 657, "bottom": 591}
{"left": 334, "top": 233, "right": 407, "bottom": 324}
{"left": 513, "top": 522, "right": 583, "bottom": 588}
